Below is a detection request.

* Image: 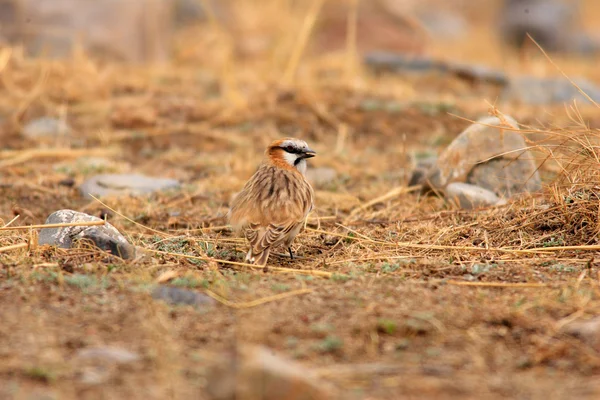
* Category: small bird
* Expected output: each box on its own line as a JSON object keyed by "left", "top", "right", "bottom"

{"left": 228, "top": 138, "right": 316, "bottom": 267}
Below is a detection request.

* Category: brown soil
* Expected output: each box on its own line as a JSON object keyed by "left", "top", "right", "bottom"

{"left": 2, "top": 1, "right": 600, "bottom": 399}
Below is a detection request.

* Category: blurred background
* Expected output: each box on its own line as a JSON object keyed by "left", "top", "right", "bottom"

{"left": 0, "top": 0, "right": 598, "bottom": 65}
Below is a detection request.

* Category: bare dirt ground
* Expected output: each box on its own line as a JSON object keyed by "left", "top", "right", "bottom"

{"left": 2, "top": 1, "right": 600, "bottom": 399}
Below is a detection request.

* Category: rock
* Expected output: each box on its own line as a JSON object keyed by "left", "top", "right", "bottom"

{"left": 498, "top": 0, "right": 577, "bottom": 53}
{"left": 22, "top": 117, "right": 71, "bottom": 139}
{"left": 446, "top": 183, "right": 502, "bottom": 209}
{"left": 151, "top": 285, "right": 215, "bottom": 308}
{"left": 173, "top": 0, "right": 206, "bottom": 26}
{"left": 562, "top": 317, "right": 600, "bottom": 351}
{"left": 306, "top": 167, "right": 338, "bottom": 189}
{"left": 206, "top": 346, "right": 334, "bottom": 400}
{"left": 447, "top": 63, "right": 509, "bottom": 86}
{"left": 39, "top": 210, "right": 135, "bottom": 259}
{"left": 425, "top": 116, "right": 542, "bottom": 198}
{"left": 79, "top": 174, "right": 180, "bottom": 199}
{"left": 408, "top": 154, "right": 437, "bottom": 187}
{"left": 0, "top": 0, "right": 172, "bottom": 62}
{"left": 76, "top": 346, "right": 141, "bottom": 385}
{"left": 364, "top": 52, "right": 447, "bottom": 74}
{"left": 364, "top": 52, "right": 508, "bottom": 86}
{"left": 503, "top": 76, "right": 600, "bottom": 105}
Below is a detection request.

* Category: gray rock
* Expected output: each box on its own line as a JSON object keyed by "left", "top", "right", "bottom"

{"left": 151, "top": 285, "right": 215, "bottom": 308}
{"left": 39, "top": 210, "right": 135, "bottom": 259}
{"left": 1, "top": 0, "right": 172, "bottom": 62}
{"left": 408, "top": 155, "right": 437, "bottom": 187}
{"left": 425, "top": 116, "right": 542, "bottom": 198}
{"left": 499, "top": 0, "right": 577, "bottom": 53}
{"left": 446, "top": 183, "right": 502, "bottom": 210}
{"left": 467, "top": 158, "right": 541, "bottom": 196}
{"left": 173, "top": 0, "right": 205, "bottom": 26}
{"left": 503, "top": 76, "right": 600, "bottom": 105}
{"left": 79, "top": 174, "right": 180, "bottom": 199}
{"left": 447, "top": 63, "right": 509, "bottom": 86}
{"left": 364, "top": 51, "right": 508, "bottom": 86}
{"left": 22, "top": 117, "right": 71, "bottom": 139}
{"left": 364, "top": 52, "right": 447, "bottom": 74}
{"left": 305, "top": 167, "right": 338, "bottom": 189}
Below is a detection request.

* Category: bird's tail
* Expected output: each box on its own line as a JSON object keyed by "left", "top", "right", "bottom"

{"left": 245, "top": 248, "right": 270, "bottom": 267}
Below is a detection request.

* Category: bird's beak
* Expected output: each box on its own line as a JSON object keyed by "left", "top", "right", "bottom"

{"left": 302, "top": 148, "right": 316, "bottom": 159}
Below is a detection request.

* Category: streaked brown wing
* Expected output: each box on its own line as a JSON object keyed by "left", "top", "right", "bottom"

{"left": 245, "top": 221, "right": 299, "bottom": 255}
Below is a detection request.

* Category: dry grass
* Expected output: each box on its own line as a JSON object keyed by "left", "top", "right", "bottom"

{"left": 2, "top": 1, "right": 600, "bottom": 399}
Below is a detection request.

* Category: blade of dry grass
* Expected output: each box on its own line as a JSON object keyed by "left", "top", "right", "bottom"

{"left": 281, "top": 0, "right": 325, "bottom": 84}
{"left": 0, "top": 243, "right": 28, "bottom": 253}
{"left": 204, "top": 288, "right": 313, "bottom": 309}
{"left": 89, "top": 195, "right": 174, "bottom": 238}
{"left": 447, "top": 280, "right": 549, "bottom": 288}
{"left": 0, "top": 220, "right": 105, "bottom": 231}
{"left": 147, "top": 248, "right": 333, "bottom": 278}
{"left": 527, "top": 33, "right": 600, "bottom": 108}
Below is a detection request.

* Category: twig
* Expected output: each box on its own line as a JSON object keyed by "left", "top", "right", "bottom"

{"left": 527, "top": 33, "right": 600, "bottom": 108}
{"left": 347, "top": 186, "right": 420, "bottom": 218}
{"left": 0, "top": 148, "right": 118, "bottom": 169}
{"left": 147, "top": 248, "right": 333, "bottom": 278}
{"left": 204, "top": 288, "right": 313, "bottom": 309}
{"left": 520, "top": 245, "right": 600, "bottom": 253}
{"left": 327, "top": 255, "right": 422, "bottom": 265}
{"left": 0, "top": 243, "right": 28, "bottom": 253}
{"left": 447, "top": 280, "right": 549, "bottom": 288}
{"left": 0, "top": 220, "right": 105, "bottom": 231}
{"left": 89, "top": 195, "right": 173, "bottom": 237}
{"left": 33, "top": 263, "right": 60, "bottom": 268}
{"left": 1, "top": 215, "right": 20, "bottom": 228}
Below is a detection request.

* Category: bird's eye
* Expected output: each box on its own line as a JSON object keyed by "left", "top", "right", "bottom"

{"left": 284, "top": 146, "right": 295, "bottom": 153}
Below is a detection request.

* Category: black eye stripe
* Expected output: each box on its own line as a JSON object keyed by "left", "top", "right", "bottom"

{"left": 279, "top": 145, "right": 302, "bottom": 154}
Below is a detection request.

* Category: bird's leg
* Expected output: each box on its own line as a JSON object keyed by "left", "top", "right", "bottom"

{"left": 288, "top": 247, "right": 294, "bottom": 260}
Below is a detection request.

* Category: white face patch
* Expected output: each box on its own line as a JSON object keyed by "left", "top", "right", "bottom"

{"left": 282, "top": 150, "right": 299, "bottom": 167}
{"left": 295, "top": 159, "right": 307, "bottom": 175}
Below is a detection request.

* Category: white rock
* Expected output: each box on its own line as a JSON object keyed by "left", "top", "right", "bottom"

{"left": 446, "top": 183, "right": 501, "bottom": 209}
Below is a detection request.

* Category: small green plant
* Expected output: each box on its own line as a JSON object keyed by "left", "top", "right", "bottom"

{"left": 377, "top": 318, "right": 398, "bottom": 335}
{"left": 542, "top": 237, "right": 564, "bottom": 247}
{"left": 199, "top": 242, "right": 216, "bottom": 257}
{"left": 549, "top": 264, "right": 578, "bottom": 273}
{"left": 25, "top": 366, "right": 56, "bottom": 383}
{"left": 171, "top": 276, "right": 208, "bottom": 288}
{"left": 29, "top": 271, "right": 58, "bottom": 284}
{"left": 317, "top": 335, "right": 343, "bottom": 353}
{"left": 331, "top": 273, "right": 351, "bottom": 282}
{"left": 470, "top": 263, "right": 498, "bottom": 275}
{"left": 106, "top": 264, "right": 120, "bottom": 273}
{"left": 64, "top": 274, "right": 104, "bottom": 289}
{"left": 271, "top": 283, "right": 290, "bottom": 292}
{"left": 156, "top": 237, "right": 188, "bottom": 253}
{"left": 381, "top": 263, "right": 400, "bottom": 273}
{"left": 310, "top": 322, "right": 334, "bottom": 335}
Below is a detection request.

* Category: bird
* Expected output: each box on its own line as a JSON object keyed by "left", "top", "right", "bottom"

{"left": 228, "top": 138, "right": 316, "bottom": 268}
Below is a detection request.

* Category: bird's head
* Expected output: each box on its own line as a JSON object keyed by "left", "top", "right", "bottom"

{"left": 266, "top": 138, "right": 316, "bottom": 175}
